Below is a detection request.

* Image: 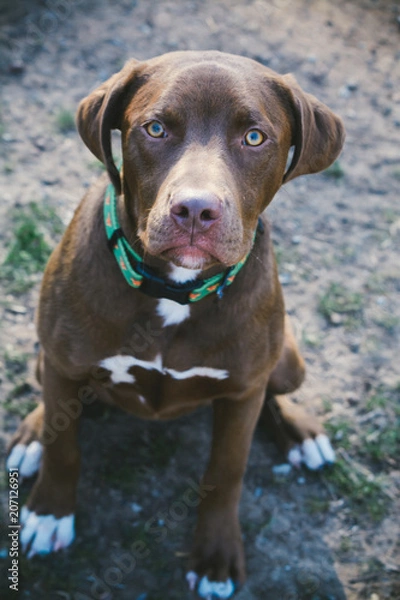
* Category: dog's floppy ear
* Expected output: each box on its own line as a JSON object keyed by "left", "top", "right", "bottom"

{"left": 76, "top": 59, "right": 141, "bottom": 194}
{"left": 281, "top": 74, "right": 345, "bottom": 184}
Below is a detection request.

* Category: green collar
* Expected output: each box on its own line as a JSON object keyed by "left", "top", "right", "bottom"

{"left": 104, "top": 182, "right": 258, "bottom": 305}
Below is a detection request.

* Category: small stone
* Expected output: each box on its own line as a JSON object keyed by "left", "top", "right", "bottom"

{"left": 32, "top": 137, "right": 47, "bottom": 151}
{"left": 339, "top": 86, "right": 351, "bottom": 99}
{"left": 2, "top": 133, "right": 15, "bottom": 142}
{"left": 291, "top": 235, "right": 302, "bottom": 245}
{"left": 139, "top": 23, "right": 152, "bottom": 35}
{"left": 370, "top": 594, "right": 380, "bottom": 600}
{"left": 329, "top": 312, "right": 344, "bottom": 325}
{"left": 272, "top": 464, "right": 292, "bottom": 476}
{"left": 346, "top": 109, "right": 357, "bottom": 119}
{"left": 284, "top": 263, "right": 296, "bottom": 273}
{"left": 358, "top": 409, "right": 386, "bottom": 424}
{"left": 346, "top": 80, "right": 358, "bottom": 91}
{"left": 308, "top": 69, "right": 328, "bottom": 86}
{"left": 346, "top": 395, "right": 360, "bottom": 406}
{"left": 268, "top": 516, "right": 291, "bottom": 535}
{"left": 254, "top": 487, "right": 263, "bottom": 498}
{"left": 330, "top": 499, "right": 345, "bottom": 511}
{"left": 130, "top": 502, "right": 143, "bottom": 514}
{"left": 109, "top": 38, "right": 124, "bottom": 47}
{"left": 279, "top": 273, "right": 292, "bottom": 286}
{"left": 42, "top": 177, "right": 59, "bottom": 186}
{"left": 6, "top": 304, "right": 27, "bottom": 315}
{"left": 297, "top": 477, "right": 306, "bottom": 485}
{"left": 9, "top": 60, "right": 25, "bottom": 75}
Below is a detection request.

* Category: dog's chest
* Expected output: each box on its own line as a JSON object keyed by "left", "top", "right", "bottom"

{"left": 92, "top": 295, "right": 239, "bottom": 418}
{"left": 95, "top": 351, "right": 231, "bottom": 418}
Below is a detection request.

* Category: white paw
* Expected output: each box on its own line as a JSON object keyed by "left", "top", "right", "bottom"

{"left": 186, "top": 572, "right": 235, "bottom": 598}
{"left": 288, "top": 434, "right": 335, "bottom": 470}
{"left": 20, "top": 506, "right": 75, "bottom": 558}
{"left": 7, "top": 441, "right": 43, "bottom": 479}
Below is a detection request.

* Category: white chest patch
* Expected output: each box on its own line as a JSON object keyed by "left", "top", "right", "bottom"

{"left": 156, "top": 265, "right": 202, "bottom": 327}
{"left": 167, "top": 366, "right": 229, "bottom": 380}
{"left": 157, "top": 298, "right": 191, "bottom": 326}
{"left": 99, "top": 355, "right": 136, "bottom": 384}
{"left": 99, "top": 354, "right": 163, "bottom": 384}
{"left": 98, "top": 353, "right": 229, "bottom": 384}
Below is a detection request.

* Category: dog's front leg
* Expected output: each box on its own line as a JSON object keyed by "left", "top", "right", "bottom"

{"left": 188, "top": 388, "right": 265, "bottom": 597}
{"left": 12, "top": 355, "right": 85, "bottom": 557}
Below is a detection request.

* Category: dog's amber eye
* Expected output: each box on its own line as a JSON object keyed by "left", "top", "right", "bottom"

{"left": 145, "top": 121, "right": 166, "bottom": 138}
{"left": 244, "top": 129, "right": 265, "bottom": 146}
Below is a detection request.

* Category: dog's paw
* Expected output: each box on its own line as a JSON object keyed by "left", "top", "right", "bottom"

{"left": 7, "top": 441, "right": 43, "bottom": 479}
{"left": 188, "top": 515, "right": 244, "bottom": 598}
{"left": 186, "top": 571, "right": 235, "bottom": 599}
{"left": 287, "top": 434, "right": 335, "bottom": 470}
{"left": 20, "top": 506, "right": 75, "bottom": 558}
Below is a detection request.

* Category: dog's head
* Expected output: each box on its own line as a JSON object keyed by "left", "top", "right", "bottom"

{"left": 77, "top": 51, "right": 344, "bottom": 270}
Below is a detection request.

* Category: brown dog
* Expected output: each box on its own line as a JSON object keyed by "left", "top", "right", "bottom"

{"left": 7, "top": 51, "right": 344, "bottom": 598}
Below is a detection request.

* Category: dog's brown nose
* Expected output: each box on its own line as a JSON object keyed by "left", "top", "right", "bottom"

{"left": 170, "top": 195, "right": 222, "bottom": 233}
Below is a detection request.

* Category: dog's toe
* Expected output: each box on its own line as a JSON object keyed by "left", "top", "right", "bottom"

{"left": 7, "top": 441, "right": 43, "bottom": 479}
{"left": 197, "top": 575, "right": 235, "bottom": 599}
{"left": 6, "top": 444, "right": 26, "bottom": 470}
{"left": 186, "top": 572, "right": 235, "bottom": 599}
{"left": 287, "top": 445, "right": 303, "bottom": 468}
{"left": 315, "top": 433, "right": 336, "bottom": 464}
{"left": 20, "top": 441, "right": 43, "bottom": 478}
{"left": 301, "top": 438, "right": 326, "bottom": 470}
{"left": 288, "top": 434, "right": 335, "bottom": 470}
{"left": 20, "top": 507, "right": 75, "bottom": 558}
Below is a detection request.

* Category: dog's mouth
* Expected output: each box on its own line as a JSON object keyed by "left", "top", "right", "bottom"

{"left": 161, "top": 244, "right": 218, "bottom": 270}
{"left": 139, "top": 223, "right": 243, "bottom": 271}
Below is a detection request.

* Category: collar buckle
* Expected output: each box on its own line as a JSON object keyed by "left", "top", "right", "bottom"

{"left": 138, "top": 270, "right": 199, "bottom": 305}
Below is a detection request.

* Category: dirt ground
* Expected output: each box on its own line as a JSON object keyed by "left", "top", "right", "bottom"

{"left": 0, "top": 1, "right": 399, "bottom": 599}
